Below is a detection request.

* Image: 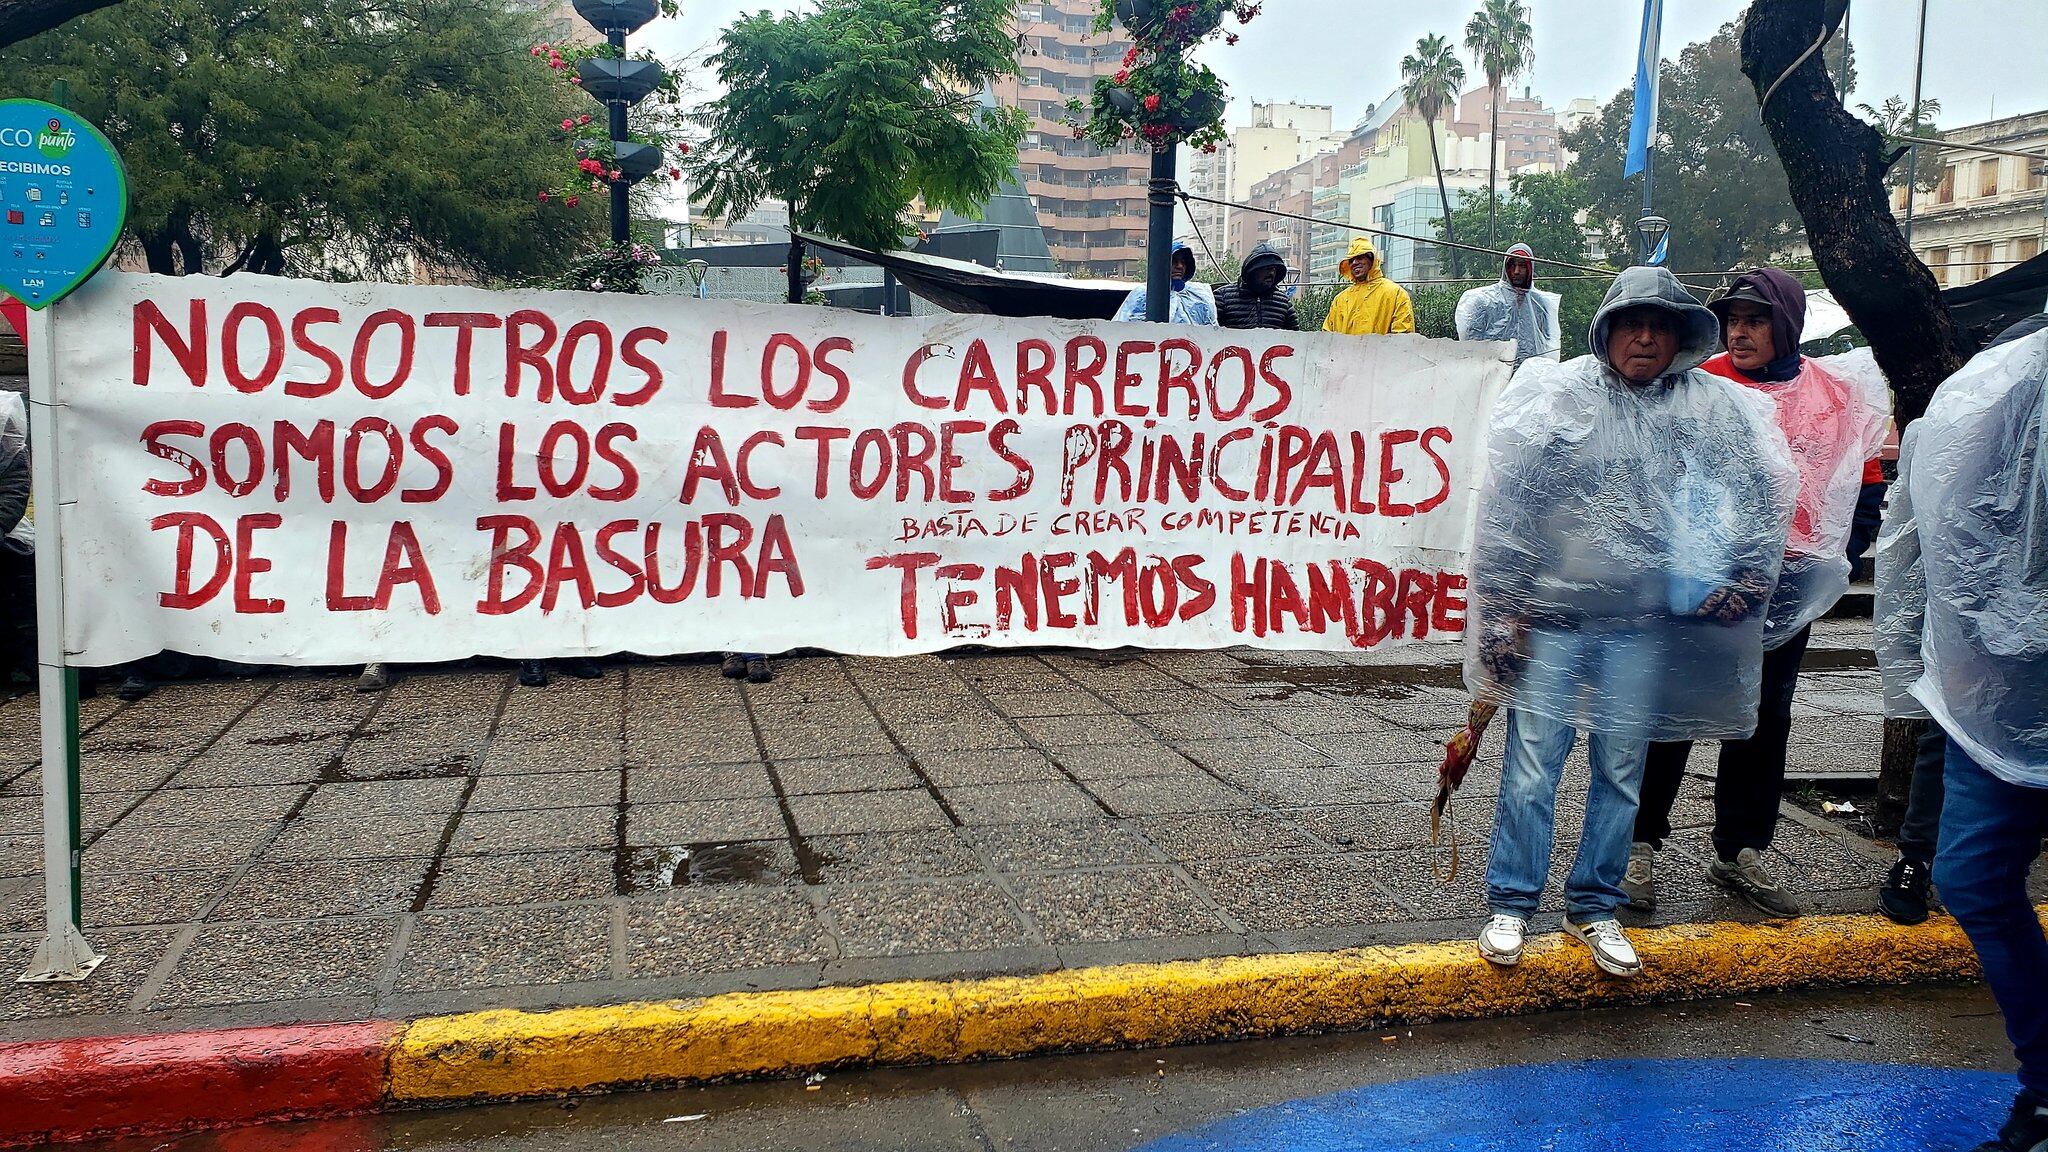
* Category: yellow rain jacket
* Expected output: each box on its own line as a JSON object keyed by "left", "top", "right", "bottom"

{"left": 1323, "top": 236, "right": 1415, "bottom": 336}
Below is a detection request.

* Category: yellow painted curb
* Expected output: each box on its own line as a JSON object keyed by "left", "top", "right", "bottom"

{"left": 387, "top": 909, "right": 2010, "bottom": 1105}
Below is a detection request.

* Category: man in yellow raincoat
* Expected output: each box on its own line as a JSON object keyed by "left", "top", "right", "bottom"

{"left": 1322, "top": 235, "right": 1415, "bottom": 336}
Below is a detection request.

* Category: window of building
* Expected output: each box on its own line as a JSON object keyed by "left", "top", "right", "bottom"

{"left": 1980, "top": 158, "right": 2002, "bottom": 199}
{"left": 1933, "top": 164, "right": 1955, "bottom": 204}
{"left": 2029, "top": 161, "right": 2048, "bottom": 191}
{"left": 1926, "top": 246, "right": 1949, "bottom": 285}
{"left": 1971, "top": 241, "right": 1995, "bottom": 282}
{"left": 2019, "top": 235, "right": 2042, "bottom": 264}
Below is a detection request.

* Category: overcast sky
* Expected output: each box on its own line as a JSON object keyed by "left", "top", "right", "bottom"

{"left": 643, "top": 0, "right": 2047, "bottom": 131}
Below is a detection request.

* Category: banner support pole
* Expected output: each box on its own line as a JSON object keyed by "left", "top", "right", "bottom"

{"left": 19, "top": 299, "right": 101, "bottom": 984}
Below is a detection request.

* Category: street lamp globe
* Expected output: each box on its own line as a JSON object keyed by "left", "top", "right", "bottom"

{"left": 1635, "top": 214, "right": 1671, "bottom": 265}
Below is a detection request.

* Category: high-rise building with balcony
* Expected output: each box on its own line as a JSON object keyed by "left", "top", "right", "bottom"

{"left": 992, "top": 0, "right": 1152, "bottom": 278}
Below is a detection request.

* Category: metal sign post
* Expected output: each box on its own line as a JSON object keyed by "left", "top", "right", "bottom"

{"left": 18, "top": 300, "right": 98, "bottom": 983}
{"left": 0, "top": 96, "right": 128, "bottom": 982}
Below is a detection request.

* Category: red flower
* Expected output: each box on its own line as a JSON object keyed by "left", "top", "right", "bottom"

{"left": 1114, "top": 69, "right": 1130, "bottom": 85}
{"left": 670, "top": 167, "right": 682, "bottom": 180}
{"left": 1202, "top": 143, "right": 1218, "bottom": 154}
{"left": 566, "top": 196, "right": 580, "bottom": 207}
{"left": 538, "top": 190, "right": 550, "bottom": 200}
{"left": 1143, "top": 93, "right": 1161, "bottom": 112}
{"left": 530, "top": 45, "right": 543, "bottom": 57}
{"left": 608, "top": 168, "right": 621, "bottom": 181}
{"left": 1123, "top": 46, "right": 1141, "bottom": 65}
{"left": 578, "top": 114, "right": 592, "bottom": 125}
{"left": 1170, "top": 4, "right": 1194, "bottom": 20}
{"left": 561, "top": 118, "right": 574, "bottom": 131}
{"left": 1225, "top": 32, "right": 1239, "bottom": 45}
{"left": 677, "top": 142, "right": 691, "bottom": 155}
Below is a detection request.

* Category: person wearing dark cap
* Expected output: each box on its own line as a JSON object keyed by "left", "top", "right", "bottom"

{"left": 1622, "top": 267, "right": 1890, "bottom": 917}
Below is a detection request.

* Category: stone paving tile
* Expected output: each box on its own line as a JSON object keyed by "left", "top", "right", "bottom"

{"left": 983, "top": 691, "right": 1114, "bottom": 718}
{"left": 397, "top": 904, "right": 613, "bottom": 992}
{"left": 822, "top": 878, "right": 1028, "bottom": 957}
{"left": 1232, "top": 765, "right": 1403, "bottom": 807}
{"left": 1175, "top": 736, "right": 1332, "bottom": 774}
{"left": 892, "top": 722, "right": 1033, "bottom": 754}
{"left": 1085, "top": 687, "right": 1206, "bottom": 715}
{"left": 627, "top": 764, "right": 776, "bottom": 803}
{"left": 1047, "top": 741, "right": 1193, "bottom": 780}
{"left": 296, "top": 778, "right": 467, "bottom": 820}
{"left": 488, "top": 738, "right": 627, "bottom": 775}
{"left": 964, "top": 819, "right": 1165, "bottom": 872}
{"left": 624, "top": 729, "right": 755, "bottom": 767}
{"left": 0, "top": 929, "right": 178, "bottom": 1021}
{"left": 0, "top": 867, "right": 232, "bottom": 932}
{"left": 264, "top": 813, "right": 446, "bottom": 861}
{"left": 0, "top": 795, "right": 40, "bottom": 836}
{"left": 87, "top": 820, "right": 281, "bottom": 871}
{"left": 914, "top": 749, "right": 1064, "bottom": 788}
{"left": 173, "top": 746, "right": 340, "bottom": 788}
{"left": 759, "top": 725, "right": 896, "bottom": 761}
{"left": 1298, "top": 728, "right": 1452, "bottom": 764}
{"left": 1355, "top": 849, "right": 1491, "bottom": 922}
{"left": 941, "top": 780, "right": 1103, "bottom": 825}
{"left": 211, "top": 857, "right": 432, "bottom": 921}
{"left": 786, "top": 790, "right": 950, "bottom": 836}
{"left": 1281, "top": 802, "right": 1440, "bottom": 853}
{"left": 1141, "top": 709, "right": 1285, "bottom": 743}
{"left": 621, "top": 841, "right": 800, "bottom": 892}
{"left": 0, "top": 835, "right": 38, "bottom": 878}
{"left": 1008, "top": 868, "right": 1226, "bottom": 944}
{"left": 152, "top": 916, "right": 400, "bottom": 1009}
{"left": 1185, "top": 853, "right": 1410, "bottom": 932}
{"left": 465, "top": 771, "right": 616, "bottom": 812}
{"left": 774, "top": 755, "right": 923, "bottom": 795}
{"left": 806, "top": 830, "right": 982, "bottom": 884}
{"left": 1258, "top": 699, "right": 1394, "bottom": 737}
{"left": 626, "top": 798, "right": 784, "bottom": 845}
{"left": 430, "top": 850, "right": 616, "bottom": 908}
{"left": 1017, "top": 714, "right": 1155, "bottom": 746}
{"left": 1089, "top": 774, "right": 1259, "bottom": 817}
{"left": 626, "top": 887, "right": 834, "bottom": 976}
{"left": 1129, "top": 810, "right": 1324, "bottom": 861}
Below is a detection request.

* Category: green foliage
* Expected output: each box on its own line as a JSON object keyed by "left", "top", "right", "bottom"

{"left": 1434, "top": 174, "right": 1617, "bottom": 360}
{"left": 1464, "top": 0, "right": 1531, "bottom": 247}
{"left": 0, "top": 0, "right": 602, "bottom": 279}
{"left": 1402, "top": 33, "right": 1466, "bottom": 275}
{"left": 1857, "top": 95, "right": 1945, "bottom": 192}
{"left": 1292, "top": 282, "right": 1338, "bottom": 330}
{"left": 1198, "top": 250, "right": 1242, "bottom": 289}
{"left": 1070, "top": 1, "right": 1259, "bottom": 153}
{"left": 688, "top": 0, "right": 1027, "bottom": 254}
{"left": 530, "top": 241, "right": 663, "bottom": 294}
{"left": 1563, "top": 22, "right": 1815, "bottom": 272}
{"left": 1412, "top": 285, "right": 1461, "bottom": 340}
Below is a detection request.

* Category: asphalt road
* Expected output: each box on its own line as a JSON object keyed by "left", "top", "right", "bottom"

{"left": 74, "top": 983, "right": 2021, "bottom": 1152}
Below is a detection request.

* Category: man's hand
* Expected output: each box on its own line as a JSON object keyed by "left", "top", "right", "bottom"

{"left": 1694, "top": 568, "right": 1774, "bottom": 624}
{"left": 1478, "top": 616, "right": 1529, "bottom": 684}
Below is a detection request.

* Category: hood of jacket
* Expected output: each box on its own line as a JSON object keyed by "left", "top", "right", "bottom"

{"left": 1709, "top": 267, "right": 1807, "bottom": 373}
{"left": 1501, "top": 243, "right": 1535, "bottom": 291}
{"left": 1590, "top": 266, "right": 1721, "bottom": 380}
{"left": 1340, "top": 235, "right": 1382, "bottom": 284}
{"left": 1239, "top": 243, "right": 1288, "bottom": 293}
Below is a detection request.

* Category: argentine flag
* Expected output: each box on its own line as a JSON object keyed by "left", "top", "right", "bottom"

{"left": 1625, "top": 0, "right": 1664, "bottom": 179}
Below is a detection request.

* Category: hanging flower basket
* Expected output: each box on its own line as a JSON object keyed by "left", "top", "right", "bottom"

{"left": 1070, "top": 0, "right": 1258, "bottom": 152}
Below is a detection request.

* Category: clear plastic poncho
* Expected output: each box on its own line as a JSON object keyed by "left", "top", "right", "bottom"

{"left": 0, "top": 392, "right": 30, "bottom": 551}
{"left": 1741, "top": 352, "right": 1892, "bottom": 648}
{"left": 1455, "top": 281, "right": 1561, "bottom": 367}
{"left": 1464, "top": 356, "right": 1799, "bottom": 742}
{"left": 1881, "top": 328, "right": 2048, "bottom": 787}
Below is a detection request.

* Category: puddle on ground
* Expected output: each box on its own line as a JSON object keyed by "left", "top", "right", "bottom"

{"left": 1230, "top": 662, "right": 1466, "bottom": 702}
{"left": 618, "top": 842, "right": 789, "bottom": 893}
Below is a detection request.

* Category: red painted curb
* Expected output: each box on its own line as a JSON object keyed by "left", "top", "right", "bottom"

{"left": 0, "top": 1020, "right": 397, "bottom": 1147}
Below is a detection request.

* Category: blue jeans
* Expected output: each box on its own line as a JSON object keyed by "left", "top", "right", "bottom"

{"left": 1485, "top": 708, "right": 1649, "bottom": 922}
{"left": 1933, "top": 737, "right": 2048, "bottom": 1098}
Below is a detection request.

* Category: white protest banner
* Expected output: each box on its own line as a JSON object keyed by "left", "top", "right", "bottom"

{"left": 51, "top": 272, "right": 1511, "bottom": 664}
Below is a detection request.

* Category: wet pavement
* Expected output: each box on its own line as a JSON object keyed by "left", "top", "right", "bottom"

{"left": 0, "top": 620, "right": 1920, "bottom": 1039}
{"left": 62, "top": 983, "right": 2024, "bottom": 1151}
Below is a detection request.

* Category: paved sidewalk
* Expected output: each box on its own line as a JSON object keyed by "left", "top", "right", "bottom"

{"left": 0, "top": 621, "right": 1911, "bottom": 1041}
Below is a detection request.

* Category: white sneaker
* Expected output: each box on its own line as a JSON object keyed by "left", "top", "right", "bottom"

{"left": 1478, "top": 914, "right": 1527, "bottom": 966}
{"left": 1565, "top": 917, "right": 1641, "bottom": 978}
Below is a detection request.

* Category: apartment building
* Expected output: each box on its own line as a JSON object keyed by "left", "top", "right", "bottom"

{"left": 991, "top": 0, "right": 1152, "bottom": 278}
{"left": 1450, "top": 86, "right": 1562, "bottom": 176}
{"left": 1180, "top": 103, "right": 1345, "bottom": 252}
{"left": 1892, "top": 109, "right": 2048, "bottom": 288}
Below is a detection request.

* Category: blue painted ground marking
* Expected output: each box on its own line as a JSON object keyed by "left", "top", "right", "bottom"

{"left": 1135, "top": 1058, "right": 2010, "bottom": 1151}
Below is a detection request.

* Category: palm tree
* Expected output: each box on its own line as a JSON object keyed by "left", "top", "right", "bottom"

{"left": 1464, "top": 0, "right": 1533, "bottom": 249}
{"left": 1401, "top": 33, "right": 1466, "bottom": 277}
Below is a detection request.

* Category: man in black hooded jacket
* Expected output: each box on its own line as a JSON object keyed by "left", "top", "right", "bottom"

{"left": 1214, "top": 243, "right": 1298, "bottom": 331}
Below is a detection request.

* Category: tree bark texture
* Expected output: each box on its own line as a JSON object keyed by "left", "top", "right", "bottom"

{"left": 787, "top": 235, "right": 804, "bottom": 305}
{"left": 1739, "top": 0, "right": 1968, "bottom": 426}
{"left": 0, "top": 0, "right": 120, "bottom": 49}
{"left": 1742, "top": 0, "right": 1969, "bottom": 838}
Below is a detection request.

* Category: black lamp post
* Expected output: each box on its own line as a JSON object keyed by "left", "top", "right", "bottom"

{"left": 572, "top": 0, "right": 666, "bottom": 245}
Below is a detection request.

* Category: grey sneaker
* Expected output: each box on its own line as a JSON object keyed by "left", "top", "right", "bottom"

{"left": 1622, "top": 842, "right": 1656, "bottom": 911}
{"left": 354, "top": 662, "right": 391, "bottom": 693}
{"left": 1709, "top": 847, "right": 1803, "bottom": 917}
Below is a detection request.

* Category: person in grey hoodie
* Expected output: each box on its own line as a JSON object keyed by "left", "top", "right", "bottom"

{"left": 1463, "top": 266, "right": 1797, "bottom": 979}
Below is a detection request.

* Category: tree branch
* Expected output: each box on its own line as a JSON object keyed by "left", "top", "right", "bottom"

{"left": 0, "top": 0, "right": 121, "bottom": 50}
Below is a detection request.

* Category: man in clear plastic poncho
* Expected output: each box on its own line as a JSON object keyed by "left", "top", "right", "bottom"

{"left": 1463, "top": 266, "right": 1797, "bottom": 979}
{"left": 1112, "top": 240, "right": 1218, "bottom": 326}
{"left": 1877, "top": 322, "right": 2048, "bottom": 1152}
{"left": 1625, "top": 268, "right": 1891, "bottom": 918}
{"left": 1455, "top": 243, "right": 1561, "bottom": 369}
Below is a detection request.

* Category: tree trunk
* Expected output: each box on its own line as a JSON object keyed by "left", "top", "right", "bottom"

{"left": 0, "top": 0, "right": 121, "bottom": 49}
{"left": 786, "top": 235, "right": 804, "bottom": 305}
{"left": 137, "top": 231, "right": 175, "bottom": 275}
{"left": 1427, "top": 120, "right": 1457, "bottom": 279}
{"left": 1487, "top": 81, "right": 1501, "bottom": 250}
{"left": 1738, "top": 0, "right": 1969, "bottom": 424}
{"left": 1740, "top": 0, "right": 1973, "bottom": 836}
